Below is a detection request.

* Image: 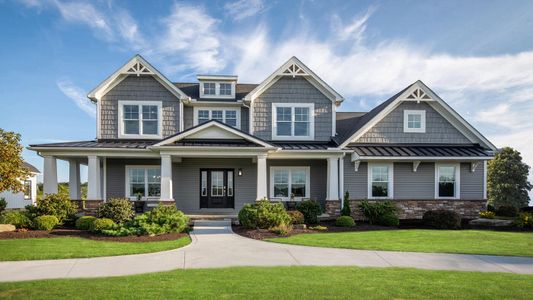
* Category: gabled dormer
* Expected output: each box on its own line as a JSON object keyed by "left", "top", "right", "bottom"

{"left": 197, "top": 75, "right": 238, "bottom": 100}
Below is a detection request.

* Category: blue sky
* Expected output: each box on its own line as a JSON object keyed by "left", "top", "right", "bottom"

{"left": 2, "top": 0, "right": 533, "bottom": 191}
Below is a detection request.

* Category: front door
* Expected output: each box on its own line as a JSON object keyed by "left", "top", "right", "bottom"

{"left": 200, "top": 169, "right": 235, "bottom": 209}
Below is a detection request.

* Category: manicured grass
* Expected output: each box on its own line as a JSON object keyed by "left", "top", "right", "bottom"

{"left": 0, "top": 266, "right": 531, "bottom": 299}
{"left": 0, "top": 236, "right": 191, "bottom": 261}
{"left": 268, "top": 229, "right": 533, "bottom": 257}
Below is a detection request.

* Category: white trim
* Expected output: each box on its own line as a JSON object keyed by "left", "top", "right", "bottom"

{"left": 351, "top": 156, "right": 492, "bottom": 162}
{"left": 197, "top": 75, "right": 238, "bottom": 81}
{"left": 192, "top": 106, "right": 241, "bottom": 129}
{"left": 403, "top": 110, "right": 426, "bottom": 133}
{"left": 483, "top": 160, "right": 487, "bottom": 199}
{"left": 332, "top": 104, "right": 337, "bottom": 136}
{"left": 103, "top": 158, "right": 107, "bottom": 202}
{"left": 269, "top": 166, "right": 311, "bottom": 201}
{"left": 339, "top": 155, "right": 345, "bottom": 206}
{"left": 125, "top": 165, "right": 161, "bottom": 200}
{"left": 271, "top": 103, "right": 315, "bottom": 140}
{"left": 367, "top": 162, "right": 394, "bottom": 199}
{"left": 339, "top": 80, "right": 497, "bottom": 150}
{"left": 118, "top": 100, "right": 163, "bottom": 139}
{"left": 244, "top": 56, "right": 344, "bottom": 104}
{"left": 179, "top": 101, "right": 184, "bottom": 132}
{"left": 154, "top": 121, "right": 275, "bottom": 148}
{"left": 435, "top": 163, "right": 461, "bottom": 199}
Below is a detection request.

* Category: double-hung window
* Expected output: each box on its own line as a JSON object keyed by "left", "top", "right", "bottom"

{"left": 23, "top": 180, "right": 32, "bottom": 200}
{"left": 119, "top": 101, "right": 162, "bottom": 138}
{"left": 203, "top": 82, "right": 216, "bottom": 95}
{"left": 270, "top": 167, "right": 310, "bottom": 201}
{"left": 219, "top": 83, "right": 232, "bottom": 95}
{"left": 126, "top": 166, "right": 161, "bottom": 199}
{"left": 272, "top": 103, "right": 314, "bottom": 140}
{"left": 403, "top": 110, "right": 426, "bottom": 133}
{"left": 436, "top": 164, "right": 460, "bottom": 199}
{"left": 195, "top": 108, "right": 240, "bottom": 128}
{"left": 368, "top": 163, "right": 393, "bottom": 198}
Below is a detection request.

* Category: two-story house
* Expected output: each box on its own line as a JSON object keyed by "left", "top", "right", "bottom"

{"left": 29, "top": 55, "right": 496, "bottom": 219}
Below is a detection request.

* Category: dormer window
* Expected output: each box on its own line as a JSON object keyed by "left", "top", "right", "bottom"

{"left": 403, "top": 110, "right": 426, "bottom": 133}
{"left": 197, "top": 75, "right": 237, "bottom": 99}
{"left": 203, "top": 82, "right": 216, "bottom": 95}
{"left": 220, "top": 83, "right": 232, "bottom": 96}
{"left": 118, "top": 101, "right": 162, "bottom": 139}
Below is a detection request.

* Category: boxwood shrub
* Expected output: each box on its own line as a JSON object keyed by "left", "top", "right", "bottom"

{"left": 90, "top": 218, "right": 116, "bottom": 233}
{"left": 0, "top": 210, "right": 32, "bottom": 228}
{"left": 33, "top": 215, "right": 59, "bottom": 230}
{"left": 423, "top": 210, "right": 461, "bottom": 229}
{"left": 97, "top": 198, "right": 134, "bottom": 224}
{"left": 34, "top": 193, "right": 77, "bottom": 224}
{"left": 296, "top": 200, "right": 322, "bottom": 224}
{"left": 335, "top": 216, "right": 355, "bottom": 227}
{"left": 75, "top": 216, "right": 97, "bottom": 230}
{"left": 359, "top": 200, "right": 399, "bottom": 226}
{"left": 287, "top": 210, "right": 305, "bottom": 225}
{"left": 496, "top": 205, "right": 518, "bottom": 217}
{"left": 238, "top": 200, "right": 291, "bottom": 229}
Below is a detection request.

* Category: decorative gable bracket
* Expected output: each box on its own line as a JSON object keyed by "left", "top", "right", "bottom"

{"left": 126, "top": 62, "right": 154, "bottom": 76}
{"left": 406, "top": 88, "right": 432, "bottom": 103}
{"left": 282, "top": 63, "right": 308, "bottom": 78}
{"left": 471, "top": 162, "right": 480, "bottom": 173}
{"left": 412, "top": 161, "right": 421, "bottom": 172}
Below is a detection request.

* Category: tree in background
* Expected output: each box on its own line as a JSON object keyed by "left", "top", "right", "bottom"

{"left": 0, "top": 129, "right": 30, "bottom": 193}
{"left": 488, "top": 147, "right": 532, "bottom": 209}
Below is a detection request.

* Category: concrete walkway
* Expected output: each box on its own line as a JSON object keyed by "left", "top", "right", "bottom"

{"left": 1, "top": 220, "right": 533, "bottom": 282}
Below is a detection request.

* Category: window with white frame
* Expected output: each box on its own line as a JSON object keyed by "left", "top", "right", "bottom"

{"left": 220, "top": 83, "right": 232, "bottom": 95}
{"left": 270, "top": 167, "right": 310, "bottom": 201}
{"left": 126, "top": 166, "right": 161, "bottom": 199}
{"left": 272, "top": 103, "right": 314, "bottom": 140}
{"left": 203, "top": 82, "right": 216, "bottom": 95}
{"left": 195, "top": 108, "right": 240, "bottom": 128}
{"left": 200, "top": 82, "right": 234, "bottom": 98}
{"left": 403, "top": 110, "right": 426, "bottom": 133}
{"left": 23, "top": 180, "right": 32, "bottom": 200}
{"left": 436, "top": 164, "right": 460, "bottom": 198}
{"left": 368, "top": 164, "right": 393, "bottom": 198}
{"left": 119, "top": 101, "right": 161, "bottom": 138}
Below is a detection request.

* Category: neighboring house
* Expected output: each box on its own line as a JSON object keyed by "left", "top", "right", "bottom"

{"left": 29, "top": 55, "right": 496, "bottom": 219}
{"left": 0, "top": 162, "right": 39, "bottom": 209}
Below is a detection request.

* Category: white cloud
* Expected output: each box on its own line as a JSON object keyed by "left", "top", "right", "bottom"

{"left": 331, "top": 6, "right": 376, "bottom": 43}
{"left": 57, "top": 79, "right": 96, "bottom": 118}
{"left": 224, "top": 0, "right": 265, "bottom": 21}
{"left": 114, "top": 9, "right": 146, "bottom": 51}
{"left": 52, "top": 0, "right": 114, "bottom": 40}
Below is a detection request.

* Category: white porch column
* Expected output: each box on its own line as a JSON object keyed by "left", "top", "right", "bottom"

{"left": 68, "top": 159, "right": 81, "bottom": 200}
{"left": 256, "top": 154, "right": 268, "bottom": 200}
{"left": 87, "top": 156, "right": 101, "bottom": 200}
{"left": 327, "top": 157, "right": 340, "bottom": 201}
{"left": 339, "top": 155, "right": 345, "bottom": 207}
{"left": 43, "top": 155, "right": 58, "bottom": 195}
{"left": 160, "top": 154, "right": 173, "bottom": 201}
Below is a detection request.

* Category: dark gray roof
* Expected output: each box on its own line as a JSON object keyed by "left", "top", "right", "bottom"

{"left": 347, "top": 144, "right": 492, "bottom": 157}
{"left": 23, "top": 162, "right": 40, "bottom": 173}
{"left": 174, "top": 82, "right": 258, "bottom": 101}
{"left": 273, "top": 141, "right": 337, "bottom": 150}
{"left": 30, "top": 140, "right": 156, "bottom": 149}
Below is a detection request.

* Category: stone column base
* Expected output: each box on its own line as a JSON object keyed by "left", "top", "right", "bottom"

{"left": 325, "top": 200, "right": 341, "bottom": 216}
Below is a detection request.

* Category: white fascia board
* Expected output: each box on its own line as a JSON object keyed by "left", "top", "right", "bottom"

{"left": 268, "top": 151, "right": 343, "bottom": 159}
{"left": 197, "top": 75, "right": 238, "bottom": 81}
{"left": 353, "top": 156, "right": 493, "bottom": 161}
{"left": 88, "top": 54, "right": 189, "bottom": 101}
{"left": 29, "top": 148, "right": 159, "bottom": 158}
{"left": 244, "top": 56, "right": 344, "bottom": 104}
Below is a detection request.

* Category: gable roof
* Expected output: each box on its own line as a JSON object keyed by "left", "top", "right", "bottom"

{"left": 23, "top": 162, "right": 40, "bottom": 173}
{"left": 174, "top": 82, "right": 258, "bottom": 101}
{"left": 244, "top": 56, "right": 344, "bottom": 104}
{"left": 153, "top": 120, "right": 276, "bottom": 148}
{"left": 88, "top": 54, "right": 189, "bottom": 101}
{"left": 338, "top": 81, "right": 497, "bottom": 150}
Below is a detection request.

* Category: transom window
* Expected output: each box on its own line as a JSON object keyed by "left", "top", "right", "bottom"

{"left": 126, "top": 166, "right": 161, "bottom": 199}
{"left": 203, "top": 82, "right": 216, "bottom": 95}
{"left": 23, "top": 180, "right": 32, "bottom": 200}
{"left": 436, "top": 164, "right": 460, "bottom": 198}
{"left": 119, "top": 101, "right": 161, "bottom": 138}
{"left": 368, "top": 164, "right": 393, "bottom": 198}
{"left": 403, "top": 110, "right": 426, "bottom": 133}
{"left": 195, "top": 108, "right": 240, "bottom": 128}
{"left": 272, "top": 103, "right": 314, "bottom": 140}
{"left": 270, "top": 167, "right": 310, "bottom": 201}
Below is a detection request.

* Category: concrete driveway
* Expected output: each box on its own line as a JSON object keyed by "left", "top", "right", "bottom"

{"left": 1, "top": 220, "right": 532, "bottom": 282}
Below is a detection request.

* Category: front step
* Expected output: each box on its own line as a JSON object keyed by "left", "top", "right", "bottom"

{"left": 187, "top": 214, "right": 238, "bottom": 225}
{"left": 194, "top": 219, "right": 232, "bottom": 227}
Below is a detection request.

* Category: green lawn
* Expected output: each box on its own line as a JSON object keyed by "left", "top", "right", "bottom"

{"left": 0, "top": 266, "right": 531, "bottom": 299}
{"left": 0, "top": 236, "right": 191, "bottom": 261}
{"left": 268, "top": 229, "right": 533, "bottom": 257}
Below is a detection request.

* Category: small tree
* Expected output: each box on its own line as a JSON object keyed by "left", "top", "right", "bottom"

{"left": 0, "top": 129, "right": 30, "bottom": 193}
{"left": 488, "top": 147, "right": 532, "bottom": 209}
{"left": 341, "top": 191, "right": 351, "bottom": 216}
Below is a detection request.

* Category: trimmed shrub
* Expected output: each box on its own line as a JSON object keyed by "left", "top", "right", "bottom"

{"left": 479, "top": 211, "right": 496, "bottom": 219}
{"left": 269, "top": 224, "right": 293, "bottom": 236}
{"left": 0, "top": 198, "right": 6, "bottom": 213}
{"left": 33, "top": 215, "right": 59, "bottom": 230}
{"left": 35, "top": 193, "right": 77, "bottom": 223}
{"left": 359, "top": 200, "right": 398, "bottom": 226}
{"left": 238, "top": 200, "right": 291, "bottom": 229}
{"left": 97, "top": 198, "right": 134, "bottom": 224}
{"left": 75, "top": 216, "right": 97, "bottom": 230}
{"left": 514, "top": 212, "right": 533, "bottom": 228}
{"left": 423, "top": 210, "right": 461, "bottom": 229}
{"left": 0, "top": 211, "right": 32, "bottom": 228}
{"left": 296, "top": 200, "right": 322, "bottom": 224}
{"left": 496, "top": 206, "right": 519, "bottom": 217}
{"left": 341, "top": 192, "right": 351, "bottom": 217}
{"left": 90, "top": 218, "right": 116, "bottom": 233}
{"left": 287, "top": 210, "right": 305, "bottom": 225}
{"left": 335, "top": 216, "right": 355, "bottom": 227}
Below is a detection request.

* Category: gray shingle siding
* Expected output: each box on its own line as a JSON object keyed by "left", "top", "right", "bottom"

{"left": 356, "top": 102, "right": 470, "bottom": 144}
{"left": 267, "top": 159, "right": 327, "bottom": 205}
{"left": 393, "top": 162, "right": 435, "bottom": 199}
{"left": 252, "top": 77, "right": 333, "bottom": 141}
{"left": 100, "top": 75, "right": 180, "bottom": 139}
{"left": 460, "top": 162, "right": 484, "bottom": 199}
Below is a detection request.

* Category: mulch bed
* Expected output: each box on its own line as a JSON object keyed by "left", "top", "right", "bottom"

{"left": 233, "top": 220, "right": 396, "bottom": 240}
{"left": 0, "top": 228, "right": 188, "bottom": 243}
